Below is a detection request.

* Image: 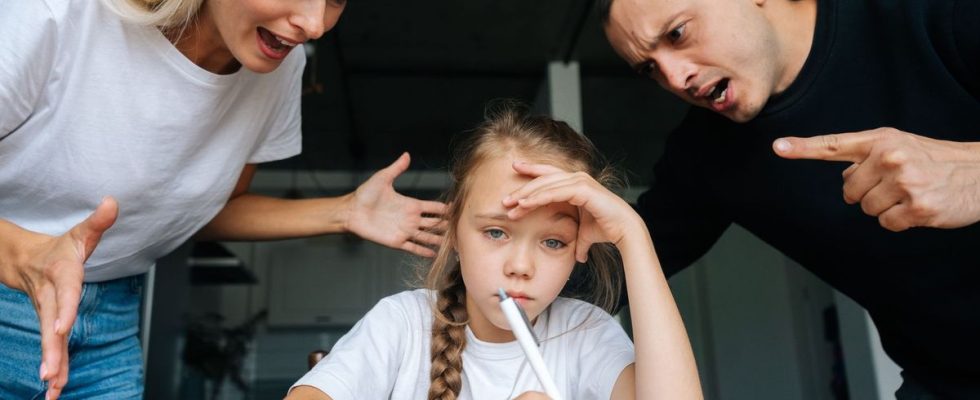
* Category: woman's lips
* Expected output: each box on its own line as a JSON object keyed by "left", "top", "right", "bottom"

{"left": 256, "top": 27, "right": 295, "bottom": 60}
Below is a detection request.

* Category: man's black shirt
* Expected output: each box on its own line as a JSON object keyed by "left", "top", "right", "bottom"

{"left": 637, "top": 0, "right": 980, "bottom": 396}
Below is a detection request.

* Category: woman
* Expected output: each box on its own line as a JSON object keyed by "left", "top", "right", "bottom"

{"left": 0, "top": 0, "right": 445, "bottom": 398}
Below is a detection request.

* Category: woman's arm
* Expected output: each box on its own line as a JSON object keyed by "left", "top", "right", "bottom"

{"left": 198, "top": 153, "right": 447, "bottom": 257}
{"left": 0, "top": 198, "right": 118, "bottom": 400}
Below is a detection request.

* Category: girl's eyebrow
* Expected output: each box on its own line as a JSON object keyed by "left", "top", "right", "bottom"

{"left": 474, "top": 213, "right": 509, "bottom": 221}
{"left": 553, "top": 212, "right": 579, "bottom": 223}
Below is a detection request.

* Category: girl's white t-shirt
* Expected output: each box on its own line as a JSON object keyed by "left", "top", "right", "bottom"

{"left": 0, "top": 0, "right": 303, "bottom": 281}
{"left": 292, "top": 289, "right": 636, "bottom": 400}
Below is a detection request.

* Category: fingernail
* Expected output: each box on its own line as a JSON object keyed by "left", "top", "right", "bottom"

{"left": 55, "top": 319, "right": 62, "bottom": 335}
{"left": 40, "top": 362, "right": 47, "bottom": 380}
{"left": 774, "top": 139, "right": 792, "bottom": 152}
{"left": 502, "top": 195, "right": 511, "bottom": 204}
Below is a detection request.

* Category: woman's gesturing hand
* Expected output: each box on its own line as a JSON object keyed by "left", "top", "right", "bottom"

{"left": 0, "top": 197, "right": 117, "bottom": 400}
{"left": 346, "top": 153, "right": 448, "bottom": 257}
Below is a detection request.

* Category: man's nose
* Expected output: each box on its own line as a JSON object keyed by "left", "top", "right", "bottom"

{"left": 658, "top": 56, "right": 696, "bottom": 94}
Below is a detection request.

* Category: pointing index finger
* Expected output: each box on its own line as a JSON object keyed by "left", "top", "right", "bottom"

{"left": 773, "top": 131, "right": 878, "bottom": 163}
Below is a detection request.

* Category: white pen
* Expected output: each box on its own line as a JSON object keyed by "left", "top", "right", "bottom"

{"left": 498, "top": 288, "right": 563, "bottom": 400}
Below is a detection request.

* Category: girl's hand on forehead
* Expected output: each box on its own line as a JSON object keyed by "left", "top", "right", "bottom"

{"left": 503, "top": 161, "right": 643, "bottom": 263}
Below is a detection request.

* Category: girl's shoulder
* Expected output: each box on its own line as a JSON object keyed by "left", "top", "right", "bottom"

{"left": 372, "top": 289, "right": 436, "bottom": 322}
{"left": 547, "top": 297, "right": 619, "bottom": 333}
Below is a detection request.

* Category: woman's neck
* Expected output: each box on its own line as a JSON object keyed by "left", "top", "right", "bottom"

{"left": 164, "top": 5, "right": 240, "bottom": 74}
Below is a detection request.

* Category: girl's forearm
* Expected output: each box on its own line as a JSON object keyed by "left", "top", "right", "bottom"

{"left": 618, "top": 221, "right": 703, "bottom": 399}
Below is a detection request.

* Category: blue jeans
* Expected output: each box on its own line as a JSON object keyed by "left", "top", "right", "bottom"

{"left": 0, "top": 275, "right": 144, "bottom": 399}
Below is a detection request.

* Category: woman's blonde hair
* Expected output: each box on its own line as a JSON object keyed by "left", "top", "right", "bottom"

{"left": 423, "top": 101, "right": 624, "bottom": 400}
{"left": 100, "top": 0, "right": 203, "bottom": 29}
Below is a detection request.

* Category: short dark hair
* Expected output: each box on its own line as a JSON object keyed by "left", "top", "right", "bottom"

{"left": 597, "top": 0, "right": 613, "bottom": 23}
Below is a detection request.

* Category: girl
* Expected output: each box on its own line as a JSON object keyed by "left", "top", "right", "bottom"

{"left": 287, "top": 105, "right": 702, "bottom": 399}
{"left": 0, "top": 0, "right": 444, "bottom": 398}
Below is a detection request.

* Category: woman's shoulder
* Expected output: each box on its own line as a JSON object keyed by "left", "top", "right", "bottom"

{"left": 32, "top": 0, "right": 95, "bottom": 23}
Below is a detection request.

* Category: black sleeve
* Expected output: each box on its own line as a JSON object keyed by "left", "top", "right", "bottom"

{"left": 951, "top": 0, "right": 980, "bottom": 100}
{"left": 636, "top": 129, "right": 733, "bottom": 278}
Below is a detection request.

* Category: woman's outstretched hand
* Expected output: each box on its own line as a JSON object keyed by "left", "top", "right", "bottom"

{"left": 0, "top": 197, "right": 118, "bottom": 400}
{"left": 346, "top": 153, "right": 448, "bottom": 257}
{"left": 503, "top": 161, "right": 642, "bottom": 263}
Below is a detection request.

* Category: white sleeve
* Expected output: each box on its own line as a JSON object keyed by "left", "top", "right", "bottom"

{"left": 0, "top": 0, "right": 59, "bottom": 138}
{"left": 577, "top": 314, "right": 636, "bottom": 399}
{"left": 289, "top": 296, "right": 409, "bottom": 400}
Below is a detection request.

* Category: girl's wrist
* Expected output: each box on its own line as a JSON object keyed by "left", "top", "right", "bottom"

{"left": 614, "top": 215, "right": 653, "bottom": 254}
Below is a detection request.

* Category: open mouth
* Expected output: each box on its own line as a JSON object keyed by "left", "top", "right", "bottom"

{"left": 257, "top": 27, "right": 298, "bottom": 59}
{"left": 709, "top": 78, "right": 730, "bottom": 104}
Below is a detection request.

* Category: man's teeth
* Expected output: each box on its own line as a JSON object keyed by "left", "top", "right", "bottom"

{"left": 713, "top": 87, "right": 728, "bottom": 103}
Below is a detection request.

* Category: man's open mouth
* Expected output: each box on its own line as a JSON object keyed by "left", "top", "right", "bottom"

{"left": 709, "top": 79, "right": 730, "bottom": 104}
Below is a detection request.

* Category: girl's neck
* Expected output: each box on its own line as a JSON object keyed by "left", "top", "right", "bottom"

{"left": 164, "top": 5, "right": 240, "bottom": 74}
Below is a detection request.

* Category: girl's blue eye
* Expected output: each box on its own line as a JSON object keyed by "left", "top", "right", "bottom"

{"left": 485, "top": 229, "right": 506, "bottom": 240}
{"left": 543, "top": 239, "right": 566, "bottom": 249}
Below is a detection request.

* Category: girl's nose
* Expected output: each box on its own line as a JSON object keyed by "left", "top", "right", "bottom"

{"left": 503, "top": 243, "right": 535, "bottom": 279}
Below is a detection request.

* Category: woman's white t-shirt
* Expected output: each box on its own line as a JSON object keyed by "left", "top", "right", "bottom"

{"left": 0, "top": 0, "right": 303, "bottom": 281}
{"left": 292, "top": 289, "right": 636, "bottom": 400}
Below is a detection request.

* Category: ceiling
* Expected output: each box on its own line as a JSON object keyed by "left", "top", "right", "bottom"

{"left": 267, "top": 0, "right": 691, "bottom": 186}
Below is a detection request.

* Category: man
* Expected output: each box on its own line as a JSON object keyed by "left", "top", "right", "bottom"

{"left": 599, "top": 0, "right": 980, "bottom": 398}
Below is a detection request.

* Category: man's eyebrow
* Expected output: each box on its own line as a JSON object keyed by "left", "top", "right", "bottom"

{"left": 628, "top": 12, "right": 683, "bottom": 73}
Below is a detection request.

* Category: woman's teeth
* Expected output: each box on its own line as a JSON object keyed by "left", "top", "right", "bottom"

{"left": 276, "top": 36, "right": 297, "bottom": 48}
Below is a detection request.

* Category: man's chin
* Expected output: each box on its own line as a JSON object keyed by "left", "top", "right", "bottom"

{"left": 718, "top": 103, "right": 763, "bottom": 123}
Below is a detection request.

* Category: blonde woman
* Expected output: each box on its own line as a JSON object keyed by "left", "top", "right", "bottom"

{"left": 287, "top": 105, "right": 702, "bottom": 399}
{"left": 0, "top": 0, "right": 446, "bottom": 398}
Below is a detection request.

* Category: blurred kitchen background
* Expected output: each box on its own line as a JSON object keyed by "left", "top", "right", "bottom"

{"left": 142, "top": 1, "right": 900, "bottom": 399}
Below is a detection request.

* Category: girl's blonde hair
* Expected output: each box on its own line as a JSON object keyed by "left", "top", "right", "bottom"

{"left": 424, "top": 101, "right": 624, "bottom": 400}
{"left": 100, "top": 0, "right": 203, "bottom": 29}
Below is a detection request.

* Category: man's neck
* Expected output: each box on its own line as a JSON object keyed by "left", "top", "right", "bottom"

{"left": 766, "top": 0, "right": 818, "bottom": 94}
